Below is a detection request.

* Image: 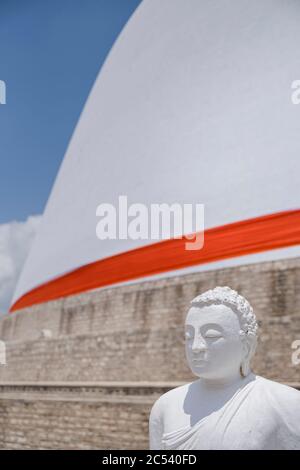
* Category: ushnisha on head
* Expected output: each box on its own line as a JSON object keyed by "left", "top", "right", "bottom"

{"left": 185, "top": 286, "right": 258, "bottom": 380}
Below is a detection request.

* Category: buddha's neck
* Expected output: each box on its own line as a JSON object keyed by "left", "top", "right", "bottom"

{"left": 200, "top": 371, "right": 253, "bottom": 392}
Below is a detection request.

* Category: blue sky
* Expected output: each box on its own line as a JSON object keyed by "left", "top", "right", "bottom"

{"left": 0, "top": 0, "right": 141, "bottom": 224}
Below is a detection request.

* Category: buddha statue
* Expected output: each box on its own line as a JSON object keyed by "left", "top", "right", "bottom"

{"left": 149, "top": 286, "right": 300, "bottom": 450}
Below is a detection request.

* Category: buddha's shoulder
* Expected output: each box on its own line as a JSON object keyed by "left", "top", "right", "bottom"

{"left": 150, "top": 381, "right": 194, "bottom": 416}
{"left": 254, "top": 375, "right": 300, "bottom": 406}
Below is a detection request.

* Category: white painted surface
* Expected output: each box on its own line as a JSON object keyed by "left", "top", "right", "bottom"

{"left": 13, "top": 0, "right": 300, "bottom": 304}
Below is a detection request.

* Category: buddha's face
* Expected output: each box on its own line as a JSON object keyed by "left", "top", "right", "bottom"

{"left": 185, "top": 304, "right": 247, "bottom": 382}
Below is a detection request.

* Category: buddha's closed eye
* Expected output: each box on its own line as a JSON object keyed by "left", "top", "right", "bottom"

{"left": 204, "top": 329, "right": 223, "bottom": 339}
{"left": 184, "top": 329, "right": 223, "bottom": 340}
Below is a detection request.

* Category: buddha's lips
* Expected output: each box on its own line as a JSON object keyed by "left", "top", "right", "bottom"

{"left": 192, "top": 357, "right": 207, "bottom": 363}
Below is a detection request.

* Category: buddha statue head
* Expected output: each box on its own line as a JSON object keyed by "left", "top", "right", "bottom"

{"left": 185, "top": 286, "right": 258, "bottom": 382}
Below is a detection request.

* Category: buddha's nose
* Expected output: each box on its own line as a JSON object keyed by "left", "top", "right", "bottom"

{"left": 191, "top": 336, "right": 206, "bottom": 353}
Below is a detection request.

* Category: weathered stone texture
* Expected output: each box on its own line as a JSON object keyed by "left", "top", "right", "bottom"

{"left": 0, "top": 396, "right": 151, "bottom": 449}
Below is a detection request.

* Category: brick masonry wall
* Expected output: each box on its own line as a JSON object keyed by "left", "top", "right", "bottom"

{"left": 0, "top": 383, "right": 176, "bottom": 449}
{"left": 0, "top": 257, "right": 300, "bottom": 383}
{"left": 0, "top": 395, "right": 152, "bottom": 449}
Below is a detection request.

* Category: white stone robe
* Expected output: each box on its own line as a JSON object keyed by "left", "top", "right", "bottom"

{"left": 159, "top": 376, "right": 300, "bottom": 450}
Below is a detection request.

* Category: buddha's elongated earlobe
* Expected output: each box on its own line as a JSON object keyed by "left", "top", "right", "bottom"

{"left": 240, "top": 358, "right": 250, "bottom": 377}
{"left": 240, "top": 335, "right": 257, "bottom": 377}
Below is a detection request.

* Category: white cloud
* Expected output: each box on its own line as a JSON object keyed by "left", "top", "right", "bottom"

{"left": 0, "top": 215, "right": 41, "bottom": 314}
